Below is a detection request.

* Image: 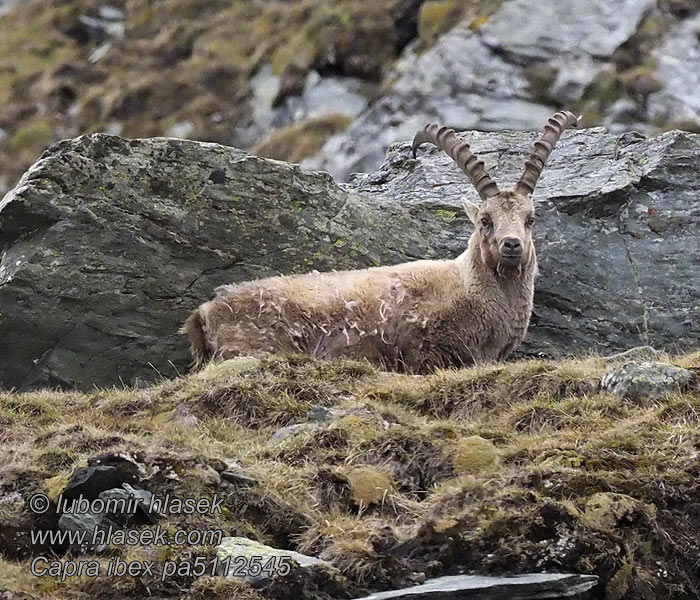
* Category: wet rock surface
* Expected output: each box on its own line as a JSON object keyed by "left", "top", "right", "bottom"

{"left": 1, "top": 127, "right": 699, "bottom": 389}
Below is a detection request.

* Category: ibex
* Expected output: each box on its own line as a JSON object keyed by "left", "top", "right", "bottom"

{"left": 183, "top": 111, "right": 580, "bottom": 372}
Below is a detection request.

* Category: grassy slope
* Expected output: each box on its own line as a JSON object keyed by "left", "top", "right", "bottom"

{"left": 1, "top": 351, "right": 699, "bottom": 599}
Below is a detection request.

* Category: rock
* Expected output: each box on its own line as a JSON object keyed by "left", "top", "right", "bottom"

{"left": 353, "top": 127, "right": 700, "bottom": 359}
{"left": 216, "top": 536, "right": 331, "bottom": 582}
{"left": 647, "top": 13, "right": 700, "bottom": 127}
{"left": 604, "top": 98, "right": 645, "bottom": 129}
{"left": 269, "top": 422, "right": 318, "bottom": 444}
{"left": 57, "top": 510, "right": 113, "bottom": 548}
{"left": 75, "top": 13, "right": 125, "bottom": 43}
{"left": 98, "top": 484, "right": 154, "bottom": 524}
{"left": 90, "top": 452, "right": 142, "bottom": 475}
{"left": 351, "top": 573, "right": 599, "bottom": 599}
{"left": 480, "top": 0, "right": 654, "bottom": 60}
{"left": 220, "top": 470, "right": 258, "bottom": 488}
{"left": 97, "top": 5, "right": 124, "bottom": 21}
{"left": 0, "top": 0, "right": 20, "bottom": 17}
{"left": 304, "top": 25, "right": 555, "bottom": 180}
{"left": 601, "top": 361, "right": 693, "bottom": 400}
{"left": 286, "top": 71, "right": 371, "bottom": 122}
{"left": 307, "top": 405, "right": 337, "bottom": 423}
{"left": 166, "top": 121, "right": 195, "bottom": 139}
{"left": 306, "top": 0, "right": 657, "bottom": 181}
{"left": 0, "top": 134, "right": 427, "bottom": 389}
{"left": 155, "top": 403, "right": 198, "bottom": 429}
{"left": 62, "top": 465, "right": 127, "bottom": 501}
{"left": 236, "top": 65, "right": 371, "bottom": 150}
{"left": 0, "top": 490, "right": 57, "bottom": 558}
{"left": 1, "top": 127, "right": 700, "bottom": 390}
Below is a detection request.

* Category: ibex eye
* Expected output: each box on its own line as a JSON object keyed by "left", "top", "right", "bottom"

{"left": 480, "top": 217, "right": 491, "bottom": 227}
{"left": 526, "top": 216, "right": 535, "bottom": 226}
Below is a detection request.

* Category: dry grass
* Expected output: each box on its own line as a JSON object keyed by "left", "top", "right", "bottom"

{"left": 0, "top": 351, "right": 699, "bottom": 599}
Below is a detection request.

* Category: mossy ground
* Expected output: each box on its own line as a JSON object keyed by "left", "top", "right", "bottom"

{"left": 1, "top": 351, "right": 699, "bottom": 599}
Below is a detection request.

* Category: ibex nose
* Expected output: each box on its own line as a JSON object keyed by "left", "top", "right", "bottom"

{"left": 501, "top": 237, "right": 522, "bottom": 256}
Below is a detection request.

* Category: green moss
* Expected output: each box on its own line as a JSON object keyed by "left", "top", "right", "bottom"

{"left": 435, "top": 209, "right": 457, "bottom": 221}
{"left": 583, "top": 492, "right": 652, "bottom": 531}
{"left": 452, "top": 435, "right": 500, "bottom": 474}
{"left": 346, "top": 466, "right": 393, "bottom": 506}
{"left": 606, "top": 560, "right": 633, "bottom": 600}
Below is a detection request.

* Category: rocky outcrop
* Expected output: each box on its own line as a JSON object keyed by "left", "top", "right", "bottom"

{"left": 0, "top": 134, "right": 432, "bottom": 390}
{"left": 306, "top": 0, "right": 700, "bottom": 181}
{"left": 1, "top": 126, "right": 699, "bottom": 390}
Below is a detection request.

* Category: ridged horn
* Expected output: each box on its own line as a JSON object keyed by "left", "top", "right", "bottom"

{"left": 515, "top": 111, "right": 581, "bottom": 196}
{"left": 412, "top": 124, "right": 499, "bottom": 201}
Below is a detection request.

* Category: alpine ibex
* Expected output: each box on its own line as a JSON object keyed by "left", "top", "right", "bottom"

{"left": 183, "top": 111, "right": 580, "bottom": 372}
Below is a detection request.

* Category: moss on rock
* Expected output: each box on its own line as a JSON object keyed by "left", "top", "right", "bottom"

{"left": 452, "top": 436, "right": 500, "bottom": 475}
{"left": 346, "top": 466, "right": 394, "bottom": 507}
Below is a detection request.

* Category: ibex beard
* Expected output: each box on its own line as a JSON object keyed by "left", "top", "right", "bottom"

{"left": 182, "top": 111, "right": 580, "bottom": 373}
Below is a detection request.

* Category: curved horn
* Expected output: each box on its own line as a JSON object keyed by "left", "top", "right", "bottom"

{"left": 515, "top": 111, "right": 581, "bottom": 196}
{"left": 412, "top": 124, "right": 500, "bottom": 201}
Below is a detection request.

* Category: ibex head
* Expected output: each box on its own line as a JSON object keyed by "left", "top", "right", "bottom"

{"left": 412, "top": 111, "right": 580, "bottom": 272}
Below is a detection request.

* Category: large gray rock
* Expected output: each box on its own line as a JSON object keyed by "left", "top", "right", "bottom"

{"left": 0, "top": 134, "right": 433, "bottom": 390}
{"left": 216, "top": 537, "right": 332, "bottom": 582}
{"left": 304, "top": 24, "right": 559, "bottom": 181}
{"left": 601, "top": 361, "right": 693, "bottom": 400}
{"left": 0, "top": 126, "right": 699, "bottom": 390}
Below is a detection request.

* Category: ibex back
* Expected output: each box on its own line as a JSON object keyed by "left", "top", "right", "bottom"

{"left": 182, "top": 111, "right": 580, "bottom": 373}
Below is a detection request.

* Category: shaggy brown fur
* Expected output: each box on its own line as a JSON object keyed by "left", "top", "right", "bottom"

{"left": 183, "top": 193, "right": 536, "bottom": 373}
{"left": 182, "top": 112, "right": 579, "bottom": 373}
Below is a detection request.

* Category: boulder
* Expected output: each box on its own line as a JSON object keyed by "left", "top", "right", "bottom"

{"left": 480, "top": 0, "right": 653, "bottom": 60}
{"left": 648, "top": 13, "right": 700, "bottom": 126}
{"left": 353, "top": 127, "right": 700, "bottom": 359}
{"left": 0, "top": 134, "right": 429, "bottom": 389}
{"left": 1, "top": 126, "right": 699, "bottom": 390}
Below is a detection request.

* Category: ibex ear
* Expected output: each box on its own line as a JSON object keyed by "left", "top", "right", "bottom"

{"left": 463, "top": 200, "right": 480, "bottom": 225}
